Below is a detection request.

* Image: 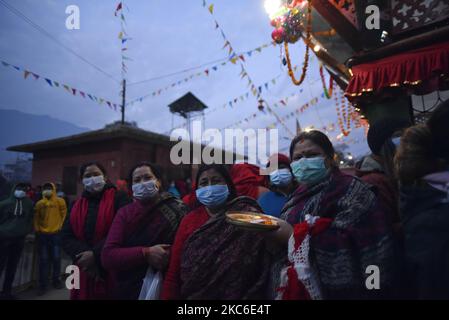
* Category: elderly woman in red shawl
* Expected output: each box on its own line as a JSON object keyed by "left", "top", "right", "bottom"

{"left": 270, "top": 131, "right": 402, "bottom": 300}
{"left": 61, "top": 162, "right": 131, "bottom": 300}
{"left": 161, "top": 164, "right": 273, "bottom": 300}
{"left": 230, "top": 163, "right": 269, "bottom": 200}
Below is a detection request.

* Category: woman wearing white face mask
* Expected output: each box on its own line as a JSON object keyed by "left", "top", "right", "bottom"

{"left": 101, "top": 162, "right": 188, "bottom": 300}
{"left": 269, "top": 130, "right": 402, "bottom": 300}
{"left": 258, "top": 153, "right": 296, "bottom": 218}
{"left": 61, "top": 162, "right": 131, "bottom": 300}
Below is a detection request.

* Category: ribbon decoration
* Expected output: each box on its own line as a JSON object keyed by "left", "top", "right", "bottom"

{"left": 1, "top": 60, "right": 119, "bottom": 111}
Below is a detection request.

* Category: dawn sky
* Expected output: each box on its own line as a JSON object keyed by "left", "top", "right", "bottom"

{"left": 0, "top": 0, "right": 369, "bottom": 157}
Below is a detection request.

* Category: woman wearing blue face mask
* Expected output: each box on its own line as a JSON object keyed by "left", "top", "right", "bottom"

{"left": 258, "top": 153, "right": 296, "bottom": 218}
{"left": 61, "top": 162, "right": 131, "bottom": 299}
{"left": 162, "top": 164, "right": 273, "bottom": 300}
{"left": 102, "top": 162, "right": 188, "bottom": 300}
{"left": 270, "top": 130, "right": 402, "bottom": 300}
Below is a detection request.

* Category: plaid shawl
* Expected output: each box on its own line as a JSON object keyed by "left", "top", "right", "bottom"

{"left": 276, "top": 169, "right": 400, "bottom": 299}
{"left": 180, "top": 196, "right": 272, "bottom": 300}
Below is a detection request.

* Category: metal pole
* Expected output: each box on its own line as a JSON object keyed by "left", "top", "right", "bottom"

{"left": 121, "top": 79, "right": 126, "bottom": 125}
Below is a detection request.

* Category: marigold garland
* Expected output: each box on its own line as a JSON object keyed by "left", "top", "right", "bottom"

{"left": 284, "top": 0, "right": 312, "bottom": 86}
{"left": 320, "top": 64, "right": 333, "bottom": 99}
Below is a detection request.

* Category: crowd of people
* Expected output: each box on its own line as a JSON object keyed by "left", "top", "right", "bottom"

{"left": 0, "top": 99, "right": 448, "bottom": 300}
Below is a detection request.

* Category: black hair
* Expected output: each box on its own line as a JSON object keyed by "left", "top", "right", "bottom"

{"left": 79, "top": 161, "right": 108, "bottom": 179}
{"left": 289, "top": 130, "right": 335, "bottom": 159}
{"left": 195, "top": 164, "right": 237, "bottom": 202}
{"left": 128, "top": 162, "right": 163, "bottom": 185}
{"left": 42, "top": 182, "right": 53, "bottom": 190}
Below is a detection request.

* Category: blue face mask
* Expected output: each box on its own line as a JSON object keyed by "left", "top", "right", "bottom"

{"left": 270, "top": 169, "right": 292, "bottom": 187}
{"left": 291, "top": 157, "right": 328, "bottom": 185}
{"left": 196, "top": 185, "right": 229, "bottom": 208}
{"left": 392, "top": 137, "right": 401, "bottom": 147}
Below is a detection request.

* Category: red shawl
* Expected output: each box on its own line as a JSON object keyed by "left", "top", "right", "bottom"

{"left": 230, "top": 163, "right": 267, "bottom": 199}
{"left": 69, "top": 188, "right": 116, "bottom": 300}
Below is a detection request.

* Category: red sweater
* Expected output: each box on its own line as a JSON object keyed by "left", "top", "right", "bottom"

{"left": 161, "top": 207, "right": 209, "bottom": 299}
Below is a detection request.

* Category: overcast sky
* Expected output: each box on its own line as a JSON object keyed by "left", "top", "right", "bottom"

{"left": 0, "top": 0, "right": 369, "bottom": 158}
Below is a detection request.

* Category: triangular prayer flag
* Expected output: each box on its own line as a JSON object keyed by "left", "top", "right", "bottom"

{"left": 272, "top": 79, "right": 276, "bottom": 85}
{"left": 247, "top": 51, "right": 252, "bottom": 57}
{"left": 118, "top": 32, "right": 123, "bottom": 39}
{"left": 121, "top": 39, "right": 128, "bottom": 44}
{"left": 205, "top": 69, "right": 209, "bottom": 76}
{"left": 256, "top": 47, "right": 262, "bottom": 53}
{"left": 222, "top": 41, "right": 229, "bottom": 49}
{"left": 79, "top": 91, "right": 86, "bottom": 98}
{"left": 45, "top": 78, "right": 53, "bottom": 86}
{"left": 265, "top": 83, "right": 269, "bottom": 90}
{"left": 258, "top": 86, "right": 262, "bottom": 93}
{"left": 280, "top": 100, "right": 286, "bottom": 106}
{"left": 121, "top": 13, "right": 125, "bottom": 22}
{"left": 13, "top": 66, "right": 20, "bottom": 71}
{"left": 212, "top": 66, "right": 218, "bottom": 71}
{"left": 87, "top": 94, "right": 94, "bottom": 100}
{"left": 239, "top": 55, "right": 245, "bottom": 62}
{"left": 215, "top": 21, "right": 219, "bottom": 29}
{"left": 63, "top": 85, "right": 70, "bottom": 92}
{"left": 72, "top": 88, "right": 77, "bottom": 95}
{"left": 24, "top": 70, "right": 30, "bottom": 79}
{"left": 53, "top": 81, "right": 59, "bottom": 87}
{"left": 202, "top": 0, "right": 206, "bottom": 7}
{"left": 32, "top": 73, "right": 39, "bottom": 80}
{"left": 107, "top": 101, "right": 112, "bottom": 108}
{"left": 1, "top": 61, "right": 9, "bottom": 67}
{"left": 115, "top": 2, "right": 122, "bottom": 16}
{"left": 99, "top": 98, "right": 104, "bottom": 104}
{"left": 208, "top": 4, "right": 214, "bottom": 14}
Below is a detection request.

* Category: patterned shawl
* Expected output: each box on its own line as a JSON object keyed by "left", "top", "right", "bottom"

{"left": 275, "top": 168, "right": 400, "bottom": 299}
{"left": 180, "top": 196, "right": 272, "bottom": 300}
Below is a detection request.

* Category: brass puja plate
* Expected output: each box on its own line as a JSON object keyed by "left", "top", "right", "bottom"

{"left": 226, "top": 211, "right": 280, "bottom": 231}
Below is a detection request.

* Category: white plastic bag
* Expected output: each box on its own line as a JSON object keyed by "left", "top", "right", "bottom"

{"left": 138, "top": 267, "right": 163, "bottom": 300}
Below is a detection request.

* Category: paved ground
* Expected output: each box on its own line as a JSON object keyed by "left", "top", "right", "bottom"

{"left": 15, "top": 286, "right": 70, "bottom": 300}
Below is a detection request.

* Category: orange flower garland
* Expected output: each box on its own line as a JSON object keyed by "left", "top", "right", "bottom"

{"left": 284, "top": 0, "right": 312, "bottom": 86}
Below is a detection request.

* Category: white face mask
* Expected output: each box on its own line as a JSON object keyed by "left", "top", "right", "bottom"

{"left": 82, "top": 175, "right": 106, "bottom": 193}
{"left": 14, "top": 190, "right": 26, "bottom": 199}
{"left": 132, "top": 180, "right": 159, "bottom": 200}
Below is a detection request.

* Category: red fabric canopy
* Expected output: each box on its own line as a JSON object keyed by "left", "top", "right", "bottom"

{"left": 345, "top": 41, "right": 449, "bottom": 103}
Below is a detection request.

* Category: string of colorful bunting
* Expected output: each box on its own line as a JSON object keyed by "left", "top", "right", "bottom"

{"left": 202, "top": 0, "right": 295, "bottom": 137}
{"left": 115, "top": 1, "right": 132, "bottom": 78}
{"left": 0, "top": 60, "right": 120, "bottom": 110}
{"left": 126, "top": 41, "right": 276, "bottom": 106}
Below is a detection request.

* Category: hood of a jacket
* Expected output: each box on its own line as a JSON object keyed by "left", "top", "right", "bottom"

{"left": 400, "top": 181, "right": 448, "bottom": 223}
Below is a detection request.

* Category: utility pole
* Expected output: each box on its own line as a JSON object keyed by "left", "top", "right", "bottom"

{"left": 121, "top": 79, "right": 126, "bottom": 125}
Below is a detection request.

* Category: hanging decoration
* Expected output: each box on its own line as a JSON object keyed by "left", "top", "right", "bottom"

{"left": 115, "top": 1, "right": 131, "bottom": 79}
{"left": 203, "top": 0, "right": 295, "bottom": 137}
{"left": 335, "top": 86, "right": 352, "bottom": 136}
{"left": 126, "top": 41, "right": 276, "bottom": 106}
{"left": 282, "top": 0, "right": 312, "bottom": 86}
{"left": 319, "top": 64, "right": 333, "bottom": 99}
{"left": 0, "top": 60, "right": 119, "bottom": 110}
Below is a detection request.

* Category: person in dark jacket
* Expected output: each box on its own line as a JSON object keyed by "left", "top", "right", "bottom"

{"left": 395, "top": 116, "right": 449, "bottom": 299}
{"left": 61, "top": 162, "right": 130, "bottom": 300}
{"left": 0, "top": 183, "right": 34, "bottom": 300}
{"left": 356, "top": 118, "right": 410, "bottom": 233}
